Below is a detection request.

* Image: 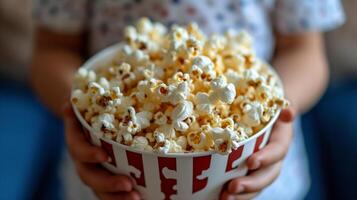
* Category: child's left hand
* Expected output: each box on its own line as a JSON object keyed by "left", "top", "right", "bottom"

{"left": 220, "top": 108, "right": 295, "bottom": 200}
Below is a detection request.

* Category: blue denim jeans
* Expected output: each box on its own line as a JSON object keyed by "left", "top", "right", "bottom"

{"left": 302, "top": 80, "right": 357, "bottom": 200}
{"left": 0, "top": 80, "right": 64, "bottom": 200}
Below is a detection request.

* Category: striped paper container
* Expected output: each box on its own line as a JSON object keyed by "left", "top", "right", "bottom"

{"left": 72, "top": 44, "right": 281, "bottom": 200}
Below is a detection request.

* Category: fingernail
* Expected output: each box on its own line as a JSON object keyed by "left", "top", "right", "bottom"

{"left": 116, "top": 180, "right": 131, "bottom": 191}
{"left": 96, "top": 154, "right": 106, "bottom": 162}
{"left": 61, "top": 103, "right": 69, "bottom": 112}
{"left": 107, "top": 156, "right": 112, "bottom": 163}
{"left": 249, "top": 160, "right": 260, "bottom": 170}
{"left": 126, "top": 181, "right": 133, "bottom": 191}
{"left": 129, "top": 176, "right": 137, "bottom": 185}
{"left": 236, "top": 185, "right": 244, "bottom": 193}
{"left": 62, "top": 103, "right": 72, "bottom": 116}
{"left": 227, "top": 195, "right": 235, "bottom": 200}
{"left": 132, "top": 191, "right": 142, "bottom": 200}
{"left": 116, "top": 182, "right": 126, "bottom": 191}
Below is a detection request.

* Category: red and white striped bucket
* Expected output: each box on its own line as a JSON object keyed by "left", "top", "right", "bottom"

{"left": 72, "top": 44, "right": 280, "bottom": 200}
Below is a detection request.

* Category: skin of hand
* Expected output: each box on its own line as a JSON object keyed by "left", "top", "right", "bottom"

{"left": 220, "top": 108, "right": 294, "bottom": 200}
{"left": 220, "top": 32, "right": 328, "bottom": 200}
{"left": 64, "top": 104, "right": 141, "bottom": 200}
{"left": 31, "top": 27, "right": 140, "bottom": 200}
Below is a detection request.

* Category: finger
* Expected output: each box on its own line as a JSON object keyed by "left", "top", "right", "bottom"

{"left": 247, "top": 121, "right": 292, "bottom": 170}
{"left": 96, "top": 190, "right": 141, "bottom": 200}
{"left": 228, "top": 161, "right": 282, "bottom": 194}
{"left": 62, "top": 103, "right": 74, "bottom": 116}
{"left": 76, "top": 162, "right": 134, "bottom": 193}
{"left": 278, "top": 107, "right": 296, "bottom": 123}
{"left": 64, "top": 109, "right": 108, "bottom": 163}
{"left": 221, "top": 190, "right": 260, "bottom": 200}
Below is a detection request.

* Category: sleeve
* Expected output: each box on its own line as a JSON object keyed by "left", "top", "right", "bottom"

{"left": 273, "top": 0, "right": 345, "bottom": 34}
{"left": 33, "top": 0, "right": 88, "bottom": 34}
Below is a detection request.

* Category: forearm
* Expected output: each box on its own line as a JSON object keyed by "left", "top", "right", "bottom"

{"left": 272, "top": 33, "right": 328, "bottom": 114}
{"left": 31, "top": 48, "right": 82, "bottom": 117}
{"left": 30, "top": 27, "right": 85, "bottom": 117}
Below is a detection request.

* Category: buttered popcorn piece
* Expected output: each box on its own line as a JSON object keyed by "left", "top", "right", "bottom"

{"left": 171, "top": 101, "right": 194, "bottom": 132}
{"left": 91, "top": 113, "right": 117, "bottom": 136}
{"left": 131, "top": 136, "right": 153, "bottom": 151}
{"left": 74, "top": 68, "right": 96, "bottom": 90}
{"left": 71, "top": 89, "right": 90, "bottom": 111}
{"left": 210, "top": 76, "right": 236, "bottom": 104}
{"left": 194, "top": 92, "right": 214, "bottom": 115}
{"left": 191, "top": 56, "right": 216, "bottom": 81}
{"left": 211, "top": 127, "right": 241, "bottom": 154}
{"left": 72, "top": 18, "right": 288, "bottom": 154}
{"left": 242, "top": 101, "right": 264, "bottom": 127}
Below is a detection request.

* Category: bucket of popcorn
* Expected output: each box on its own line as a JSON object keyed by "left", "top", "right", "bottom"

{"left": 71, "top": 18, "right": 288, "bottom": 200}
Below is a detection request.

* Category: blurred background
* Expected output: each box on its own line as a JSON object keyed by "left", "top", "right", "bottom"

{"left": 0, "top": 0, "right": 356, "bottom": 200}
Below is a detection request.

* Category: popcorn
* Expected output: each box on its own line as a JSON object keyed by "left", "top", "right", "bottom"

{"left": 171, "top": 101, "right": 194, "bottom": 132}
{"left": 186, "top": 37, "right": 202, "bottom": 57}
{"left": 91, "top": 113, "right": 117, "bottom": 135}
{"left": 74, "top": 68, "right": 96, "bottom": 90}
{"left": 157, "top": 139, "right": 184, "bottom": 154}
{"left": 255, "top": 84, "right": 272, "bottom": 102}
{"left": 99, "top": 77, "right": 110, "bottom": 90}
{"left": 71, "top": 89, "right": 90, "bottom": 111}
{"left": 154, "top": 131, "right": 166, "bottom": 143}
{"left": 131, "top": 136, "right": 153, "bottom": 151}
{"left": 127, "top": 107, "right": 153, "bottom": 131}
{"left": 210, "top": 76, "right": 236, "bottom": 104}
{"left": 211, "top": 127, "right": 240, "bottom": 154}
{"left": 176, "top": 135, "right": 188, "bottom": 150}
{"left": 88, "top": 82, "right": 105, "bottom": 96}
{"left": 203, "top": 35, "right": 226, "bottom": 58}
{"left": 156, "top": 81, "right": 190, "bottom": 105}
{"left": 220, "top": 117, "right": 235, "bottom": 130}
{"left": 170, "top": 26, "right": 189, "bottom": 50}
{"left": 194, "top": 92, "right": 214, "bottom": 115}
{"left": 72, "top": 18, "right": 288, "bottom": 154}
{"left": 155, "top": 124, "right": 176, "bottom": 139}
{"left": 153, "top": 111, "right": 168, "bottom": 125}
{"left": 116, "top": 45, "right": 150, "bottom": 67}
{"left": 191, "top": 56, "right": 216, "bottom": 80}
{"left": 187, "top": 131, "right": 213, "bottom": 151}
{"left": 124, "top": 25, "right": 137, "bottom": 43}
{"left": 145, "top": 132, "right": 155, "bottom": 143}
{"left": 242, "top": 101, "right": 264, "bottom": 127}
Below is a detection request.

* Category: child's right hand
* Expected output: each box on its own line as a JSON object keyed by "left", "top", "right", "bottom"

{"left": 63, "top": 104, "right": 141, "bottom": 200}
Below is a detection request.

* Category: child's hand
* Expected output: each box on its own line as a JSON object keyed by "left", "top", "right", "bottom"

{"left": 63, "top": 105, "right": 141, "bottom": 200}
{"left": 220, "top": 108, "right": 295, "bottom": 200}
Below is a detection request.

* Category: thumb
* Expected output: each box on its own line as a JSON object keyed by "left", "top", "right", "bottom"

{"left": 278, "top": 107, "right": 296, "bottom": 123}
{"left": 62, "top": 102, "right": 73, "bottom": 117}
{"left": 63, "top": 103, "right": 81, "bottom": 132}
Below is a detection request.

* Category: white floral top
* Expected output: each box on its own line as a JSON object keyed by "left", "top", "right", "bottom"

{"left": 34, "top": 0, "right": 344, "bottom": 199}
{"left": 34, "top": 0, "right": 344, "bottom": 60}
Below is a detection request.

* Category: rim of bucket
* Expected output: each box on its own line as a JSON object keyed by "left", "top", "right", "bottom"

{"left": 71, "top": 43, "right": 283, "bottom": 158}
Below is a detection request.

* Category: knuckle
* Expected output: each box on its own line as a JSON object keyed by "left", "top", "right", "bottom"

{"left": 65, "top": 131, "right": 74, "bottom": 146}
{"left": 87, "top": 150, "right": 98, "bottom": 161}
{"left": 245, "top": 184, "right": 260, "bottom": 193}
{"left": 96, "top": 193, "right": 113, "bottom": 200}
{"left": 273, "top": 163, "right": 283, "bottom": 178}
{"left": 275, "top": 144, "right": 288, "bottom": 159}
{"left": 126, "top": 191, "right": 140, "bottom": 200}
{"left": 69, "top": 147, "right": 82, "bottom": 161}
{"left": 75, "top": 163, "right": 95, "bottom": 188}
{"left": 76, "top": 167, "right": 89, "bottom": 186}
{"left": 116, "top": 175, "right": 130, "bottom": 183}
{"left": 66, "top": 131, "right": 80, "bottom": 148}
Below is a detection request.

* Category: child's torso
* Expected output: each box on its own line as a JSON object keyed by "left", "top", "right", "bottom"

{"left": 88, "top": 0, "right": 275, "bottom": 59}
